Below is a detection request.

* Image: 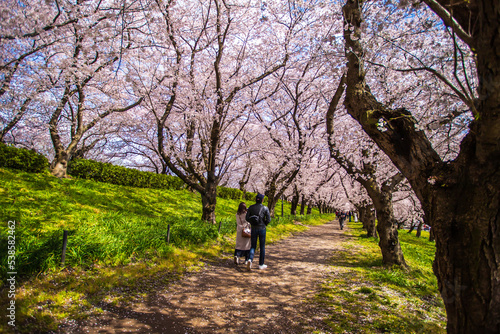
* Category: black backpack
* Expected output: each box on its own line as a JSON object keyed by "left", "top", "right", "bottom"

{"left": 247, "top": 206, "right": 264, "bottom": 225}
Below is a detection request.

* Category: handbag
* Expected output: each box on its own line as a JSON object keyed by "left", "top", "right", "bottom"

{"left": 242, "top": 226, "right": 251, "bottom": 238}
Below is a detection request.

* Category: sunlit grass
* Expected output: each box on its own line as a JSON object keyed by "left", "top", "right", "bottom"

{"left": 313, "top": 221, "right": 446, "bottom": 333}
{"left": 0, "top": 167, "right": 317, "bottom": 278}
{"left": 0, "top": 167, "right": 330, "bottom": 333}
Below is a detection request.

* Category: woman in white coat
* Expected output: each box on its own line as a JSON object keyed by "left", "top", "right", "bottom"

{"left": 234, "top": 202, "right": 251, "bottom": 265}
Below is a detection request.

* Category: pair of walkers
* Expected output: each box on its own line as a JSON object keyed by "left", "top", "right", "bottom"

{"left": 234, "top": 193, "right": 271, "bottom": 271}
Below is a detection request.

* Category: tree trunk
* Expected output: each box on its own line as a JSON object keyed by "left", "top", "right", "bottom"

{"left": 408, "top": 222, "right": 417, "bottom": 234}
{"left": 416, "top": 221, "right": 423, "bottom": 238}
{"left": 201, "top": 182, "right": 217, "bottom": 223}
{"left": 429, "top": 227, "right": 435, "bottom": 242}
{"left": 372, "top": 191, "right": 406, "bottom": 267}
{"left": 300, "top": 195, "right": 306, "bottom": 215}
{"left": 353, "top": 173, "right": 406, "bottom": 266}
{"left": 264, "top": 181, "right": 278, "bottom": 218}
{"left": 342, "top": 0, "right": 500, "bottom": 331}
{"left": 429, "top": 178, "right": 500, "bottom": 333}
{"left": 50, "top": 151, "right": 70, "bottom": 178}
{"left": 306, "top": 203, "right": 312, "bottom": 214}
{"left": 290, "top": 187, "right": 299, "bottom": 215}
{"left": 366, "top": 213, "right": 377, "bottom": 238}
{"left": 359, "top": 205, "right": 377, "bottom": 238}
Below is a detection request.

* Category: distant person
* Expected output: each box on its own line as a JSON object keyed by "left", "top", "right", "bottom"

{"left": 339, "top": 211, "right": 347, "bottom": 230}
{"left": 234, "top": 202, "right": 251, "bottom": 265}
{"left": 246, "top": 193, "right": 271, "bottom": 271}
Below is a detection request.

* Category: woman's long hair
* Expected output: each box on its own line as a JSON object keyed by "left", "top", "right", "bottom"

{"left": 237, "top": 202, "right": 247, "bottom": 215}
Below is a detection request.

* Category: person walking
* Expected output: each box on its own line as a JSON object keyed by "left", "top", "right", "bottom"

{"left": 245, "top": 193, "right": 271, "bottom": 271}
{"left": 234, "top": 202, "right": 251, "bottom": 265}
{"left": 339, "top": 211, "right": 347, "bottom": 230}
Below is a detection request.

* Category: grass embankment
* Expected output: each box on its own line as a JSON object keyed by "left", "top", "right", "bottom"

{"left": 0, "top": 167, "right": 332, "bottom": 333}
{"left": 314, "top": 222, "right": 446, "bottom": 333}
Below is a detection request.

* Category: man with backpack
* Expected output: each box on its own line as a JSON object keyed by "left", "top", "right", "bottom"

{"left": 245, "top": 193, "right": 271, "bottom": 271}
{"left": 339, "top": 211, "right": 347, "bottom": 230}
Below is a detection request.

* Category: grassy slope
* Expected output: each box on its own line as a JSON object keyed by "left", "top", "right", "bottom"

{"left": 0, "top": 167, "right": 331, "bottom": 333}
{"left": 0, "top": 168, "right": 445, "bottom": 333}
{"left": 0, "top": 167, "right": 316, "bottom": 274}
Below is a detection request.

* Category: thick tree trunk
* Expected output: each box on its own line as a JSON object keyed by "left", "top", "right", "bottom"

{"left": 352, "top": 173, "right": 406, "bottom": 267}
{"left": 264, "top": 183, "right": 279, "bottom": 218}
{"left": 267, "top": 196, "right": 277, "bottom": 218}
{"left": 300, "top": 195, "right": 306, "bottom": 215}
{"left": 372, "top": 192, "right": 407, "bottom": 267}
{"left": 201, "top": 182, "right": 217, "bottom": 223}
{"left": 342, "top": 0, "right": 500, "bottom": 331}
{"left": 430, "top": 174, "right": 500, "bottom": 333}
{"left": 264, "top": 177, "right": 295, "bottom": 218}
{"left": 359, "top": 205, "right": 377, "bottom": 238}
{"left": 366, "top": 213, "right": 377, "bottom": 238}
{"left": 50, "top": 151, "right": 70, "bottom": 178}
{"left": 50, "top": 160, "right": 68, "bottom": 178}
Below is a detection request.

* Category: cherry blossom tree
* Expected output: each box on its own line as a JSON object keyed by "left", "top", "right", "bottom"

{"left": 327, "top": 96, "right": 407, "bottom": 266}
{"left": 0, "top": 0, "right": 77, "bottom": 143}
{"left": 47, "top": 3, "right": 145, "bottom": 177}
{"left": 127, "top": 0, "right": 297, "bottom": 222}
{"left": 338, "top": 170, "right": 377, "bottom": 236}
{"left": 1, "top": 1, "right": 145, "bottom": 176}
{"left": 342, "top": 0, "right": 499, "bottom": 331}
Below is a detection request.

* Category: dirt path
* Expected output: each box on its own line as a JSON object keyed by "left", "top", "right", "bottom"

{"left": 75, "top": 220, "right": 347, "bottom": 333}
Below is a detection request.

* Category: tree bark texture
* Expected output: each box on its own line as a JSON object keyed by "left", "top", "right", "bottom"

{"left": 290, "top": 186, "right": 299, "bottom": 215}
{"left": 342, "top": 0, "right": 500, "bottom": 331}
{"left": 367, "top": 177, "right": 407, "bottom": 268}
{"left": 358, "top": 204, "right": 377, "bottom": 238}
{"left": 416, "top": 221, "right": 423, "bottom": 238}
{"left": 201, "top": 182, "right": 217, "bottom": 224}
{"left": 300, "top": 195, "right": 306, "bottom": 215}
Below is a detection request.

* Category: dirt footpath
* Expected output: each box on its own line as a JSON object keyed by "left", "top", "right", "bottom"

{"left": 75, "top": 220, "right": 347, "bottom": 333}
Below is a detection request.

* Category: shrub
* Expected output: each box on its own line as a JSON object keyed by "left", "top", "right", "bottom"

{"left": 0, "top": 143, "right": 49, "bottom": 173}
{"left": 217, "top": 186, "right": 242, "bottom": 200}
{"left": 244, "top": 191, "right": 258, "bottom": 201}
{"left": 67, "top": 159, "right": 185, "bottom": 190}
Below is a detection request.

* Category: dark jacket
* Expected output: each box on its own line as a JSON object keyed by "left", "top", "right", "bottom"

{"left": 246, "top": 203, "right": 271, "bottom": 229}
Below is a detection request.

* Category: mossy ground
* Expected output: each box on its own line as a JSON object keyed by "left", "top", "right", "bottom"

{"left": 312, "top": 222, "right": 446, "bottom": 333}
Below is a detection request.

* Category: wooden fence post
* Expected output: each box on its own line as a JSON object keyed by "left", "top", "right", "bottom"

{"left": 167, "top": 224, "right": 170, "bottom": 243}
{"left": 61, "top": 230, "right": 68, "bottom": 265}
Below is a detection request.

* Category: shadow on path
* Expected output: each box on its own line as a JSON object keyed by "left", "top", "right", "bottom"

{"left": 73, "top": 220, "right": 348, "bottom": 334}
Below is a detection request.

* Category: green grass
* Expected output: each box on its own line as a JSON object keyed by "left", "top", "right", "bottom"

{"left": 0, "top": 168, "right": 446, "bottom": 333}
{"left": 0, "top": 167, "right": 332, "bottom": 333}
{"left": 0, "top": 167, "right": 318, "bottom": 279}
{"left": 313, "top": 221, "right": 446, "bottom": 333}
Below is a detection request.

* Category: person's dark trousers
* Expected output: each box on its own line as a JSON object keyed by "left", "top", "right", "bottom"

{"left": 249, "top": 227, "right": 266, "bottom": 266}
{"left": 234, "top": 249, "right": 249, "bottom": 261}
